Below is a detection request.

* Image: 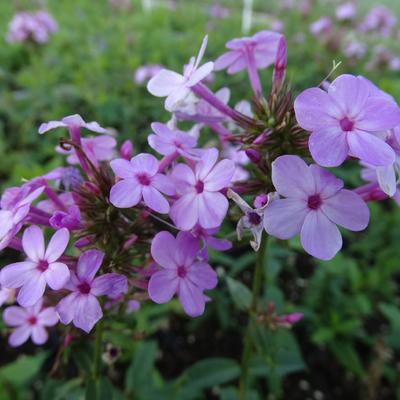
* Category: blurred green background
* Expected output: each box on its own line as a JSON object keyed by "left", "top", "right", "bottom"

{"left": 0, "top": 0, "right": 400, "bottom": 399}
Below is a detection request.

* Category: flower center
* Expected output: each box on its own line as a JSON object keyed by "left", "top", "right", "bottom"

{"left": 78, "top": 281, "right": 91, "bottom": 294}
{"left": 195, "top": 180, "right": 204, "bottom": 194}
{"left": 177, "top": 265, "right": 187, "bottom": 278}
{"left": 248, "top": 211, "right": 262, "bottom": 226}
{"left": 136, "top": 173, "right": 151, "bottom": 186}
{"left": 28, "top": 316, "right": 37, "bottom": 325}
{"left": 37, "top": 260, "right": 49, "bottom": 272}
{"left": 339, "top": 117, "right": 354, "bottom": 132}
{"left": 307, "top": 194, "right": 322, "bottom": 210}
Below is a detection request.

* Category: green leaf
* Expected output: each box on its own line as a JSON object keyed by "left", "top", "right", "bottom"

{"left": 226, "top": 277, "right": 252, "bottom": 311}
{"left": 125, "top": 341, "right": 158, "bottom": 392}
{"left": 330, "top": 340, "right": 364, "bottom": 376}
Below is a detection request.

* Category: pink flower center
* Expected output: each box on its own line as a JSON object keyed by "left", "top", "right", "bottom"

{"left": 307, "top": 194, "right": 322, "bottom": 210}
{"left": 177, "top": 265, "right": 187, "bottom": 278}
{"left": 136, "top": 173, "right": 151, "bottom": 186}
{"left": 195, "top": 180, "right": 204, "bottom": 193}
{"left": 37, "top": 260, "right": 49, "bottom": 272}
{"left": 339, "top": 117, "right": 354, "bottom": 132}
{"left": 78, "top": 281, "right": 91, "bottom": 294}
{"left": 248, "top": 211, "right": 261, "bottom": 225}
{"left": 28, "top": 316, "right": 37, "bottom": 325}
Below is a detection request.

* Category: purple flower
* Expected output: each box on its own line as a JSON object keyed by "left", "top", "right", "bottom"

{"left": 294, "top": 74, "right": 400, "bottom": 167}
{"left": 50, "top": 205, "right": 82, "bottom": 230}
{"left": 360, "top": 5, "right": 397, "bottom": 37}
{"left": 336, "top": 3, "right": 357, "bottom": 21}
{"left": 39, "top": 114, "right": 108, "bottom": 135}
{"left": 148, "top": 122, "right": 198, "bottom": 158}
{"left": 170, "top": 148, "right": 235, "bottom": 230}
{"left": 309, "top": 17, "right": 332, "bottom": 37}
{"left": 148, "top": 231, "right": 217, "bottom": 317}
{"left": 274, "top": 312, "right": 303, "bottom": 328}
{"left": 56, "top": 250, "right": 127, "bottom": 333}
{"left": 3, "top": 299, "right": 58, "bottom": 347}
{"left": 57, "top": 135, "right": 116, "bottom": 167}
{"left": 0, "top": 226, "right": 70, "bottom": 306}
{"left": 263, "top": 155, "right": 370, "bottom": 260}
{"left": 147, "top": 36, "right": 214, "bottom": 111}
{"left": 110, "top": 153, "right": 174, "bottom": 213}
{"left": 214, "top": 30, "right": 282, "bottom": 74}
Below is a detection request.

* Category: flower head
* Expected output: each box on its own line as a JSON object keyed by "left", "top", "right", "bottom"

{"left": 295, "top": 74, "right": 400, "bottom": 167}
{"left": 170, "top": 148, "right": 235, "bottom": 230}
{"left": 3, "top": 299, "right": 58, "bottom": 347}
{"left": 110, "top": 153, "right": 174, "bottom": 213}
{"left": 264, "top": 155, "right": 370, "bottom": 260}
{"left": 56, "top": 250, "right": 127, "bottom": 333}
{"left": 1, "top": 226, "right": 70, "bottom": 306}
{"left": 147, "top": 36, "right": 214, "bottom": 111}
{"left": 148, "top": 231, "right": 217, "bottom": 317}
{"left": 39, "top": 114, "right": 108, "bottom": 135}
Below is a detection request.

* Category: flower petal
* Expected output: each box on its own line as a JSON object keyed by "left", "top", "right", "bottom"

{"left": 147, "top": 69, "right": 185, "bottom": 97}
{"left": 3, "top": 306, "right": 27, "bottom": 326}
{"left": 38, "top": 307, "right": 59, "bottom": 326}
{"left": 357, "top": 97, "right": 400, "bottom": 131}
{"left": 309, "top": 165, "right": 344, "bottom": 198}
{"left": 264, "top": 198, "right": 308, "bottom": 239}
{"left": 187, "top": 62, "right": 214, "bottom": 86}
{"left": 56, "top": 292, "right": 78, "bottom": 325}
{"left": 142, "top": 186, "right": 170, "bottom": 213}
{"left": 203, "top": 159, "right": 235, "bottom": 191}
{"left": 300, "top": 211, "right": 342, "bottom": 260}
{"left": 178, "top": 280, "right": 206, "bottom": 317}
{"left": 348, "top": 132, "right": 395, "bottom": 166}
{"left": 271, "top": 155, "right": 314, "bottom": 198}
{"left": 0, "top": 261, "right": 36, "bottom": 288}
{"left": 309, "top": 127, "right": 349, "bottom": 167}
{"left": 22, "top": 225, "right": 45, "bottom": 262}
{"left": 9, "top": 325, "right": 31, "bottom": 347}
{"left": 77, "top": 249, "right": 104, "bottom": 282}
{"left": 214, "top": 51, "right": 241, "bottom": 71}
{"left": 130, "top": 153, "right": 159, "bottom": 176}
{"left": 148, "top": 270, "right": 178, "bottom": 304}
{"left": 151, "top": 231, "right": 178, "bottom": 269}
{"left": 187, "top": 261, "right": 217, "bottom": 290}
{"left": 197, "top": 192, "right": 228, "bottom": 229}
{"left": 45, "top": 262, "right": 70, "bottom": 290}
{"left": 110, "top": 179, "right": 142, "bottom": 208}
{"left": 321, "top": 189, "right": 370, "bottom": 231}
{"left": 170, "top": 193, "right": 199, "bottom": 230}
{"left": 73, "top": 295, "right": 102, "bottom": 333}
{"left": 152, "top": 174, "right": 175, "bottom": 196}
{"left": 31, "top": 326, "right": 48, "bottom": 345}
{"left": 376, "top": 165, "right": 397, "bottom": 196}
{"left": 17, "top": 274, "right": 46, "bottom": 307}
{"left": 110, "top": 158, "right": 135, "bottom": 179}
{"left": 175, "top": 232, "right": 200, "bottom": 266}
{"left": 45, "top": 228, "right": 69, "bottom": 263}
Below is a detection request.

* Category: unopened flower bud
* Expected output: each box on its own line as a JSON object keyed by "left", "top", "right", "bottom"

{"left": 120, "top": 140, "right": 133, "bottom": 160}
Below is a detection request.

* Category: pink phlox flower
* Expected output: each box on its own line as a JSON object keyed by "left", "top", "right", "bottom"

{"left": 0, "top": 225, "right": 70, "bottom": 306}
{"left": 263, "top": 155, "right": 370, "bottom": 260}
{"left": 148, "top": 231, "right": 217, "bottom": 317}
{"left": 170, "top": 148, "right": 235, "bottom": 230}
{"left": 56, "top": 135, "right": 117, "bottom": 167}
{"left": 110, "top": 153, "right": 175, "bottom": 213}
{"left": 295, "top": 74, "right": 400, "bottom": 167}
{"left": 228, "top": 189, "right": 277, "bottom": 251}
{"left": 39, "top": 114, "right": 108, "bottom": 135}
{"left": 147, "top": 36, "right": 214, "bottom": 111}
{"left": 3, "top": 299, "right": 58, "bottom": 347}
{"left": 214, "top": 30, "right": 282, "bottom": 74}
{"left": 148, "top": 122, "right": 198, "bottom": 159}
{"left": 56, "top": 249, "right": 127, "bottom": 333}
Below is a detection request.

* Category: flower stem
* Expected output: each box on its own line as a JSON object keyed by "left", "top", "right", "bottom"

{"left": 239, "top": 233, "right": 268, "bottom": 399}
{"left": 93, "top": 319, "right": 103, "bottom": 380}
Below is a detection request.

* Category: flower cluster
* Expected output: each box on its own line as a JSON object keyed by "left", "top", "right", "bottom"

{"left": 1, "top": 28, "right": 399, "bottom": 347}
{"left": 6, "top": 10, "right": 58, "bottom": 44}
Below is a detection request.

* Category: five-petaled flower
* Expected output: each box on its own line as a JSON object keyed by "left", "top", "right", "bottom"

{"left": 264, "top": 155, "right": 370, "bottom": 260}
{"left": 110, "top": 153, "right": 175, "bottom": 213}
{"left": 148, "top": 231, "right": 217, "bottom": 317}
{"left": 3, "top": 299, "right": 58, "bottom": 347}
{"left": 295, "top": 74, "right": 400, "bottom": 167}
{"left": 1, "top": 225, "right": 70, "bottom": 306}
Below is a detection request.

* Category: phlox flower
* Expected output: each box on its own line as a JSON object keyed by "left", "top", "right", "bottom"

{"left": 170, "top": 148, "right": 235, "bottom": 230}
{"left": 1, "top": 226, "right": 70, "bottom": 306}
{"left": 309, "top": 17, "right": 332, "bottom": 37}
{"left": 148, "top": 231, "right": 217, "bottom": 317}
{"left": 57, "top": 250, "right": 127, "bottom": 333}
{"left": 3, "top": 299, "right": 58, "bottom": 347}
{"left": 147, "top": 36, "right": 214, "bottom": 111}
{"left": 39, "top": 114, "right": 108, "bottom": 135}
{"left": 294, "top": 74, "right": 400, "bottom": 167}
{"left": 335, "top": 3, "right": 357, "bottom": 21}
{"left": 110, "top": 153, "right": 174, "bottom": 213}
{"left": 264, "top": 155, "right": 370, "bottom": 260}
{"left": 148, "top": 122, "right": 198, "bottom": 158}
{"left": 57, "top": 135, "right": 117, "bottom": 167}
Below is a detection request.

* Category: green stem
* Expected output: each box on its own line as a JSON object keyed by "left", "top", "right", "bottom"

{"left": 239, "top": 234, "right": 268, "bottom": 399}
{"left": 93, "top": 319, "right": 104, "bottom": 380}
